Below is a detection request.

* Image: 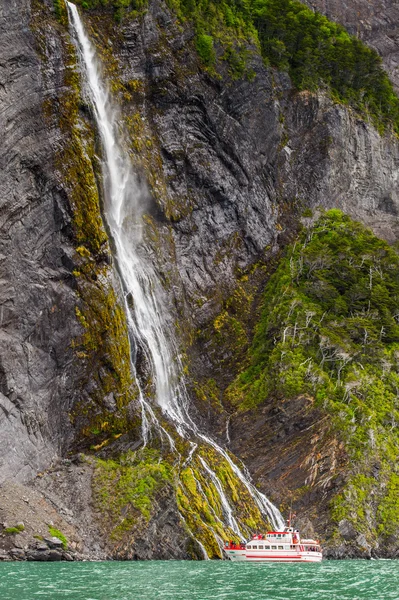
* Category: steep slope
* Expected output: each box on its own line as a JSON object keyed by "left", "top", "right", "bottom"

{"left": 0, "top": 0, "right": 399, "bottom": 559}
{"left": 0, "top": 0, "right": 78, "bottom": 483}
{"left": 228, "top": 210, "right": 399, "bottom": 557}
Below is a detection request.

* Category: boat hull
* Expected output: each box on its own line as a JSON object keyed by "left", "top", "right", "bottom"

{"left": 226, "top": 550, "right": 322, "bottom": 562}
{"left": 246, "top": 553, "right": 322, "bottom": 562}
{"left": 225, "top": 549, "right": 247, "bottom": 561}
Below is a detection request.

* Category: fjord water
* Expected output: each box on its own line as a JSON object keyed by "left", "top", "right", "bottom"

{"left": 0, "top": 561, "right": 398, "bottom": 600}
{"left": 66, "top": 0, "right": 284, "bottom": 547}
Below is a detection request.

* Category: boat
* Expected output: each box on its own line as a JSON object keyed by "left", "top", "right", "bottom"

{"left": 224, "top": 519, "right": 322, "bottom": 562}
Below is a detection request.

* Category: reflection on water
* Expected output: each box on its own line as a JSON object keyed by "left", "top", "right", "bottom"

{"left": 0, "top": 560, "right": 398, "bottom": 600}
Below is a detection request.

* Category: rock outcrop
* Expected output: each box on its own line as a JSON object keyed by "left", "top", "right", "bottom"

{"left": 0, "top": 479, "right": 83, "bottom": 561}
{"left": 108, "top": 1, "right": 399, "bottom": 319}
{"left": 0, "top": 0, "right": 79, "bottom": 484}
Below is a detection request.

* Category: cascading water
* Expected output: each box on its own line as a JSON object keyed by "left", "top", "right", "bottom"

{"left": 66, "top": 2, "right": 285, "bottom": 551}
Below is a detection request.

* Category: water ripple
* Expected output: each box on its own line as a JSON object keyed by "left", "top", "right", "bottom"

{"left": 0, "top": 560, "right": 398, "bottom": 600}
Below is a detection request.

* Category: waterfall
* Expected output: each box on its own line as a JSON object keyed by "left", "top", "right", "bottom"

{"left": 66, "top": 1, "right": 285, "bottom": 543}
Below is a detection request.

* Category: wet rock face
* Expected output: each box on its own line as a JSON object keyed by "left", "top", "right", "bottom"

{"left": 110, "top": 485, "right": 198, "bottom": 560}
{"left": 123, "top": 4, "right": 282, "bottom": 318}
{"left": 0, "top": 0, "right": 81, "bottom": 482}
{"left": 304, "top": 1, "right": 399, "bottom": 91}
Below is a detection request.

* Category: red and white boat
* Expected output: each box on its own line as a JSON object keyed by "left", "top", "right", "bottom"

{"left": 225, "top": 524, "right": 322, "bottom": 562}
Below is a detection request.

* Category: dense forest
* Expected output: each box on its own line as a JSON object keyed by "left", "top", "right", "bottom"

{"left": 70, "top": 0, "right": 399, "bottom": 135}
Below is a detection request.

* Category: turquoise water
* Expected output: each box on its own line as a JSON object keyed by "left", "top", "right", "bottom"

{"left": 0, "top": 560, "right": 398, "bottom": 600}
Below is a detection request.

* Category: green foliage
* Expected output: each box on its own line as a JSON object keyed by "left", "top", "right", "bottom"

{"left": 377, "top": 473, "right": 399, "bottom": 536}
{"left": 75, "top": 0, "right": 148, "bottom": 21}
{"left": 75, "top": 0, "right": 399, "bottom": 131}
{"left": 176, "top": 446, "right": 268, "bottom": 557}
{"left": 3, "top": 524, "right": 25, "bottom": 535}
{"left": 228, "top": 209, "right": 399, "bottom": 536}
{"left": 93, "top": 448, "right": 172, "bottom": 539}
{"left": 165, "top": 0, "right": 258, "bottom": 75}
{"left": 252, "top": 0, "right": 399, "bottom": 134}
{"left": 196, "top": 34, "right": 216, "bottom": 66}
{"left": 53, "top": 0, "right": 68, "bottom": 23}
{"left": 48, "top": 526, "right": 68, "bottom": 550}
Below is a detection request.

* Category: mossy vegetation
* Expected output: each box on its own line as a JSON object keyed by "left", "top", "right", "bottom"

{"left": 76, "top": 0, "right": 148, "bottom": 22}
{"left": 59, "top": 43, "right": 138, "bottom": 444}
{"left": 3, "top": 524, "right": 25, "bottom": 535}
{"left": 72, "top": 268, "right": 139, "bottom": 443}
{"left": 195, "top": 261, "right": 269, "bottom": 393}
{"left": 92, "top": 436, "right": 270, "bottom": 557}
{"left": 93, "top": 448, "right": 173, "bottom": 539}
{"left": 177, "top": 463, "right": 227, "bottom": 558}
{"left": 53, "top": 0, "right": 68, "bottom": 24}
{"left": 176, "top": 446, "right": 268, "bottom": 557}
{"left": 48, "top": 526, "right": 68, "bottom": 550}
{"left": 32, "top": 4, "right": 138, "bottom": 446}
{"left": 228, "top": 209, "right": 399, "bottom": 538}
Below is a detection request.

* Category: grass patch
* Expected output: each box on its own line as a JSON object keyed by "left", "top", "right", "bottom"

{"left": 3, "top": 524, "right": 25, "bottom": 535}
{"left": 48, "top": 526, "right": 68, "bottom": 550}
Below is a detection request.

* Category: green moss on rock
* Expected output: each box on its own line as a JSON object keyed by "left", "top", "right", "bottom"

{"left": 93, "top": 448, "right": 172, "bottom": 540}
{"left": 33, "top": 8, "right": 138, "bottom": 445}
{"left": 48, "top": 526, "right": 68, "bottom": 550}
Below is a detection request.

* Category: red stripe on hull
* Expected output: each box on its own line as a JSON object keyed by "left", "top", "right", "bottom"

{"left": 246, "top": 554, "right": 322, "bottom": 561}
{"left": 247, "top": 555, "right": 302, "bottom": 559}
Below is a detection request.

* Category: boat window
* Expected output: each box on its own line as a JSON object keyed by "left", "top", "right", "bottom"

{"left": 252, "top": 545, "right": 257, "bottom": 549}
{"left": 278, "top": 545, "right": 284, "bottom": 550}
{"left": 271, "top": 545, "right": 277, "bottom": 550}
{"left": 258, "top": 545, "right": 263, "bottom": 550}
{"left": 290, "top": 545, "right": 295, "bottom": 549}
{"left": 265, "top": 546, "right": 270, "bottom": 550}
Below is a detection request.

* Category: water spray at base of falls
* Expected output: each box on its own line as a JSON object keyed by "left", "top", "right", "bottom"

{"left": 66, "top": 1, "right": 285, "bottom": 552}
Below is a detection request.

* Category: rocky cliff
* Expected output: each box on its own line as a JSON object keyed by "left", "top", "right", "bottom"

{"left": 0, "top": 0, "right": 77, "bottom": 484}
{"left": 0, "top": 0, "right": 399, "bottom": 560}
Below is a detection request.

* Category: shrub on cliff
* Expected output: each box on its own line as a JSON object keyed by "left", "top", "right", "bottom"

{"left": 74, "top": 0, "right": 399, "bottom": 134}
{"left": 171, "top": 0, "right": 399, "bottom": 133}
{"left": 228, "top": 209, "right": 399, "bottom": 537}
{"left": 196, "top": 33, "right": 216, "bottom": 66}
{"left": 252, "top": 0, "right": 399, "bottom": 134}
